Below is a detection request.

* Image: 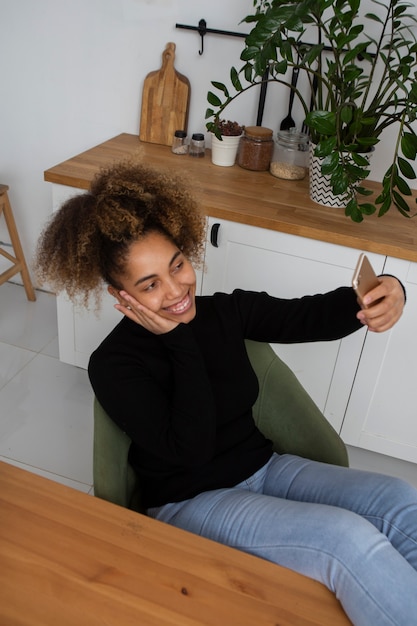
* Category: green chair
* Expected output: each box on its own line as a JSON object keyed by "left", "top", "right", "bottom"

{"left": 93, "top": 340, "right": 348, "bottom": 512}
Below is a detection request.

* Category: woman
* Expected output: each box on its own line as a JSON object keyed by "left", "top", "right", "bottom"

{"left": 36, "top": 160, "right": 417, "bottom": 625}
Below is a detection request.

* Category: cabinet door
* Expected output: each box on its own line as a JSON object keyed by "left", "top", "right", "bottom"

{"left": 202, "top": 218, "right": 384, "bottom": 432}
{"left": 51, "top": 184, "right": 204, "bottom": 369}
{"left": 341, "top": 257, "right": 417, "bottom": 464}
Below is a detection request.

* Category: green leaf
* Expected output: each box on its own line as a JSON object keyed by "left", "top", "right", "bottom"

{"left": 364, "top": 13, "right": 383, "bottom": 24}
{"left": 394, "top": 175, "right": 412, "bottom": 195}
{"left": 401, "top": 133, "right": 417, "bottom": 160}
{"left": 207, "top": 91, "right": 222, "bottom": 107}
{"left": 343, "top": 42, "right": 367, "bottom": 64}
{"left": 321, "top": 151, "right": 339, "bottom": 174}
{"left": 398, "top": 157, "right": 416, "bottom": 179}
{"left": 349, "top": 24, "right": 365, "bottom": 38}
{"left": 356, "top": 137, "right": 379, "bottom": 147}
{"left": 230, "top": 67, "right": 242, "bottom": 92}
{"left": 356, "top": 186, "right": 373, "bottom": 196}
{"left": 308, "top": 111, "right": 337, "bottom": 135}
{"left": 272, "top": 59, "right": 288, "bottom": 75}
{"left": 358, "top": 203, "right": 377, "bottom": 215}
{"left": 342, "top": 65, "right": 363, "bottom": 82}
{"left": 383, "top": 165, "right": 394, "bottom": 185}
{"left": 241, "top": 46, "right": 261, "bottom": 62}
{"left": 393, "top": 4, "right": 408, "bottom": 18}
{"left": 350, "top": 0, "right": 361, "bottom": 14}
{"left": 393, "top": 190, "right": 411, "bottom": 213}
{"left": 351, "top": 152, "right": 370, "bottom": 166}
{"left": 211, "top": 82, "right": 229, "bottom": 97}
{"left": 345, "top": 199, "right": 364, "bottom": 222}
{"left": 331, "top": 169, "right": 350, "bottom": 195}
{"left": 317, "top": 136, "right": 337, "bottom": 156}
{"left": 359, "top": 116, "right": 378, "bottom": 126}
{"left": 376, "top": 190, "right": 393, "bottom": 216}
{"left": 344, "top": 198, "right": 354, "bottom": 218}
{"left": 262, "top": 40, "right": 277, "bottom": 64}
{"left": 340, "top": 105, "right": 353, "bottom": 124}
{"left": 301, "top": 43, "right": 324, "bottom": 66}
{"left": 244, "top": 63, "right": 254, "bottom": 82}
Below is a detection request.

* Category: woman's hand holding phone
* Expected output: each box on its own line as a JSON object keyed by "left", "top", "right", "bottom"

{"left": 352, "top": 254, "right": 405, "bottom": 332}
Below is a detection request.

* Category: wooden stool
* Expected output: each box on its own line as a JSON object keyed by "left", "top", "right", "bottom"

{"left": 0, "top": 184, "right": 36, "bottom": 301}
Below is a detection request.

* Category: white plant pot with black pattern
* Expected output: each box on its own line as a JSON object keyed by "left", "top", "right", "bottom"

{"left": 309, "top": 143, "right": 373, "bottom": 209}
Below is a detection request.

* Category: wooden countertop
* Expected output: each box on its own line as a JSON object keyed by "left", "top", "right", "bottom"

{"left": 0, "top": 461, "right": 350, "bottom": 625}
{"left": 44, "top": 133, "right": 417, "bottom": 262}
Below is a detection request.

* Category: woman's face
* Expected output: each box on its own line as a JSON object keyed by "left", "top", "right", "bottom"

{"left": 117, "top": 231, "right": 197, "bottom": 325}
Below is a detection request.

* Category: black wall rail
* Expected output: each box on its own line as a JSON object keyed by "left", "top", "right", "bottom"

{"left": 175, "top": 19, "right": 375, "bottom": 126}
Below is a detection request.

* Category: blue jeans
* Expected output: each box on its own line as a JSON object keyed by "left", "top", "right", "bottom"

{"left": 148, "top": 453, "right": 417, "bottom": 626}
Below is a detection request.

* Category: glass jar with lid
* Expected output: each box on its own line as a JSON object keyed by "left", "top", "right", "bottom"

{"left": 171, "top": 130, "right": 188, "bottom": 155}
{"left": 237, "top": 126, "right": 274, "bottom": 171}
{"left": 189, "top": 133, "right": 205, "bottom": 158}
{"left": 270, "top": 130, "right": 309, "bottom": 180}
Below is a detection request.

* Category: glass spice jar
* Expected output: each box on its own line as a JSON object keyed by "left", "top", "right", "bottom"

{"left": 171, "top": 130, "right": 188, "bottom": 155}
{"left": 189, "top": 133, "right": 205, "bottom": 158}
{"left": 270, "top": 130, "right": 309, "bottom": 180}
{"left": 237, "top": 126, "right": 274, "bottom": 171}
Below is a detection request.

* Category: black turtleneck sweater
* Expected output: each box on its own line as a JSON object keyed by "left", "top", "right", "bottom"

{"left": 88, "top": 288, "right": 362, "bottom": 508}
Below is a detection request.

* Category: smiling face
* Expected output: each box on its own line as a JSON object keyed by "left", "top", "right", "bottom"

{"left": 117, "top": 231, "right": 197, "bottom": 325}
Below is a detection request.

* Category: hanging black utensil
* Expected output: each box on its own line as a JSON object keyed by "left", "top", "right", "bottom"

{"left": 280, "top": 66, "right": 299, "bottom": 130}
{"left": 301, "top": 74, "right": 319, "bottom": 135}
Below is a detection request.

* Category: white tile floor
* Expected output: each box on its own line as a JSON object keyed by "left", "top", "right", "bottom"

{"left": 0, "top": 282, "right": 94, "bottom": 493}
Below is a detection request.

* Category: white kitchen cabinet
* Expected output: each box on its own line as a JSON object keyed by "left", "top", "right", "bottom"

{"left": 201, "top": 218, "right": 385, "bottom": 433}
{"left": 202, "top": 217, "right": 417, "bottom": 464}
{"left": 341, "top": 257, "right": 417, "bottom": 464}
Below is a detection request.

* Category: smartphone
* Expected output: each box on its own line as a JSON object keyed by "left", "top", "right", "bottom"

{"left": 352, "top": 253, "right": 381, "bottom": 307}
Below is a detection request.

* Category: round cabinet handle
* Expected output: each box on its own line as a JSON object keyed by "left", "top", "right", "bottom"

{"left": 210, "top": 223, "right": 220, "bottom": 248}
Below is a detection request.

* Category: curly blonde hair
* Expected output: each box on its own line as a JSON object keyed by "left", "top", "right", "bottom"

{"left": 35, "top": 159, "right": 206, "bottom": 307}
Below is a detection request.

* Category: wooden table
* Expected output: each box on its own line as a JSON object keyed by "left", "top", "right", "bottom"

{"left": 44, "top": 132, "right": 417, "bottom": 262}
{"left": 0, "top": 461, "right": 351, "bottom": 625}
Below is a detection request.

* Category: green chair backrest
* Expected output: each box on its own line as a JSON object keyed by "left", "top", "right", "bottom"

{"left": 93, "top": 340, "right": 348, "bottom": 511}
{"left": 247, "top": 340, "right": 348, "bottom": 465}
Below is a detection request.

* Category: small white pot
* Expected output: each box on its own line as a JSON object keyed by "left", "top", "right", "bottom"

{"left": 211, "top": 133, "right": 242, "bottom": 167}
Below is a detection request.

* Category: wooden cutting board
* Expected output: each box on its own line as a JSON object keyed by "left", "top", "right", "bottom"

{"left": 139, "top": 42, "right": 190, "bottom": 146}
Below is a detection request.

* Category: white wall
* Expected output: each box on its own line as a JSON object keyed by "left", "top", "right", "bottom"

{"left": 1, "top": 0, "right": 415, "bottom": 286}
{"left": 0, "top": 0, "right": 253, "bottom": 280}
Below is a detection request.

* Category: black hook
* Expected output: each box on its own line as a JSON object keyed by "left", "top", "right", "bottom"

{"left": 198, "top": 19, "right": 206, "bottom": 55}
{"left": 175, "top": 20, "right": 247, "bottom": 56}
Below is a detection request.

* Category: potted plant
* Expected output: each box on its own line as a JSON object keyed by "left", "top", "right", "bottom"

{"left": 205, "top": 0, "right": 417, "bottom": 222}
{"left": 208, "top": 118, "right": 244, "bottom": 139}
{"left": 208, "top": 119, "right": 244, "bottom": 166}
